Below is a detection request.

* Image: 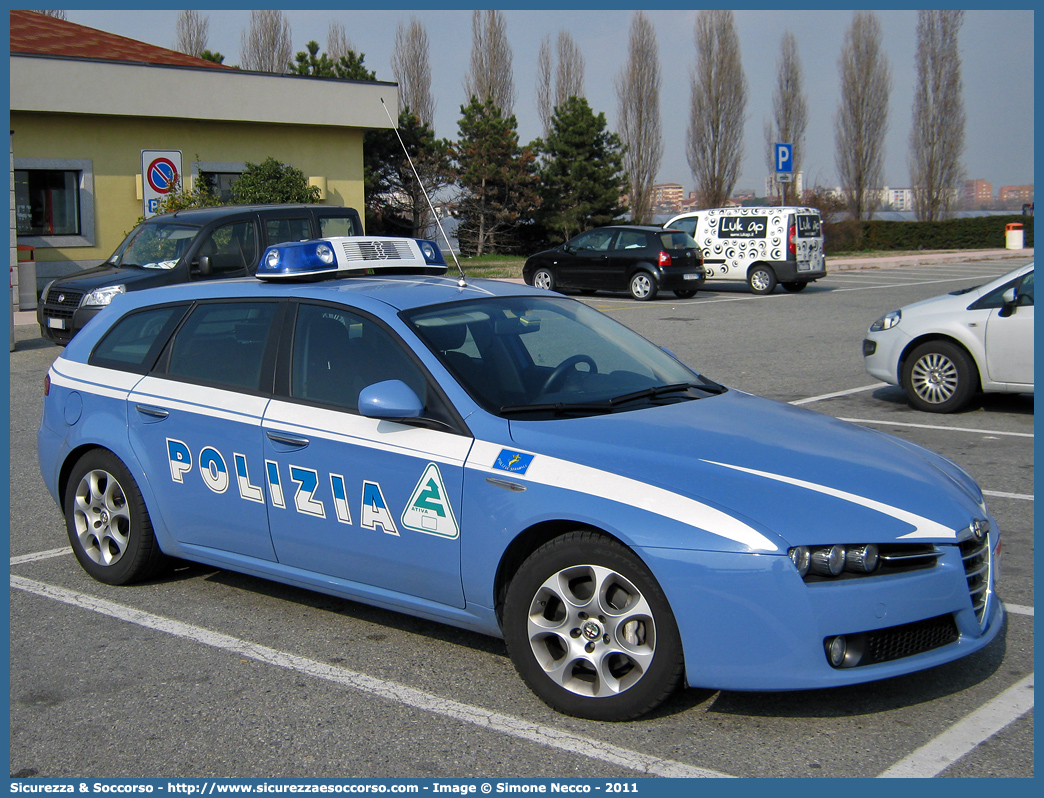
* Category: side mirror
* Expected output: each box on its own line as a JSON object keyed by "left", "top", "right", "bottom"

{"left": 999, "top": 287, "right": 1018, "bottom": 317}
{"left": 194, "top": 254, "right": 212, "bottom": 277}
{"left": 358, "top": 380, "right": 424, "bottom": 420}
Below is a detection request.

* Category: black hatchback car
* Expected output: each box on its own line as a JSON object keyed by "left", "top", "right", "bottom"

{"left": 523, "top": 225, "right": 705, "bottom": 301}
{"left": 37, "top": 203, "right": 362, "bottom": 344}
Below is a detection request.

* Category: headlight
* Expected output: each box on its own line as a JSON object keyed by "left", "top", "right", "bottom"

{"left": 82, "top": 284, "right": 126, "bottom": 307}
{"left": 266, "top": 249, "right": 281, "bottom": 269}
{"left": 869, "top": 310, "right": 901, "bottom": 332}
{"left": 420, "top": 241, "right": 436, "bottom": 261}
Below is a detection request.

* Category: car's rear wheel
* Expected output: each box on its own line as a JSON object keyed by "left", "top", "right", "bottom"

{"left": 533, "top": 268, "right": 555, "bottom": 291}
{"left": 781, "top": 281, "right": 808, "bottom": 292}
{"left": 747, "top": 265, "right": 777, "bottom": 295}
{"left": 64, "top": 449, "right": 168, "bottom": 585}
{"left": 629, "top": 272, "right": 658, "bottom": 301}
{"left": 901, "top": 340, "right": 978, "bottom": 413}
{"left": 673, "top": 289, "right": 698, "bottom": 299}
{"left": 503, "top": 531, "right": 683, "bottom": 721}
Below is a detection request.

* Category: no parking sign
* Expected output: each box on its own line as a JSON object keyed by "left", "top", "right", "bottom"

{"left": 141, "top": 149, "right": 182, "bottom": 218}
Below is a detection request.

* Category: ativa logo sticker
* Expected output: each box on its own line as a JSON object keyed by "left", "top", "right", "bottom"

{"left": 401, "top": 463, "right": 459, "bottom": 538}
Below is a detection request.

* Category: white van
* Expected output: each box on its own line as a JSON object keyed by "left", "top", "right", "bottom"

{"left": 664, "top": 206, "right": 826, "bottom": 294}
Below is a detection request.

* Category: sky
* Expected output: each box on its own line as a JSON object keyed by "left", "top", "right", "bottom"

{"left": 61, "top": 5, "right": 1035, "bottom": 197}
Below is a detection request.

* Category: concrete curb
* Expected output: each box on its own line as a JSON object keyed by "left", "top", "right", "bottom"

{"left": 10, "top": 248, "right": 1034, "bottom": 328}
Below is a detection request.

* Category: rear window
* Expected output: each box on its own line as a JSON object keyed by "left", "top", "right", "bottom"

{"left": 319, "top": 215, "right": 361, "bottom": 237}
{"left": 90, "top": 305, "right": 187, "bottom": 373}
{"left": 659, "top": 231, "right": 698, "bottom": 250}
{"left": 796, "top": 214, "right": 822, "bottom": 238}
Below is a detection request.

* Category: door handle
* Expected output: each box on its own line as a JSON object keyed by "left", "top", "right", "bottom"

{"left": 265, "top": 430, "right": 310, "bottom": 448}
{"left": 135, "top": 404, "right": 169, "bottom": 420}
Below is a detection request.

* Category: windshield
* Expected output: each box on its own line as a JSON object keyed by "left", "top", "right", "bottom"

{"left": 404, "top": 296, "right": 722, "bottom": 419}
{"left": 112, "top": 222, "right": 201, "bottom": 269}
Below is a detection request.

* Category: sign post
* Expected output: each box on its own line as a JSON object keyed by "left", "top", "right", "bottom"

{"left": 774, "top": 143, "right": 793, "bottom": 203}
{"left": 141, "top": 150, "right": 182, "bottom": 219}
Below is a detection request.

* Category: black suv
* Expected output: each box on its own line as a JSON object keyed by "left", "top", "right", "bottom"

{"left": 37, "top": 204, "right": 362, "bottom": 344}
{"left": 523, "top": 225, "right": 706, "bottom": 301}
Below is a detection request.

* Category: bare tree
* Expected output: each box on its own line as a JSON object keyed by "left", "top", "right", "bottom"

{"left": 174, "top": 10, "right": 209, "bottom": 59}
{"left": 463, "top": 10, "right": 515, "bottom": 115}
{"left": 616, "top": 12, "right": 663, "bottom": 224}
{"left": 536, "top": 36, "right": 554, "bottom": 138}
{"left": 392, "top": 18, "right": 436, "bottom": 129}
{"left": 763, "top": 32, "right": 808, "bottom": 206}
{"left": 910, "top": 10, "right": 966, "bottom": 221}
{"left": 240, "top": 10, "right": 293, "bottom": 73}
{"left": 834, "top": 11, "right": 891, "bottom": 220}
{"left": 326, "top": 20, "right": 353, "bottom": 63}
{"left": 686, "top": 10, "right": 747, "bottom": 208}
{"left": 555, "top": 31, "right": 585, "bottom": 110}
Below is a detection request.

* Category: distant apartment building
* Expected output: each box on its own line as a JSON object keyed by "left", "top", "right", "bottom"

{"left": 998, "top": 185, "right": 1034, "bottom": 208}
{"left": 652, "top": 183, "right": 684, "bottom": 212}
{"left": 881, "top": 187, "right": 914, "bottom": 211}
{"left": 962, "top": 179, "right": 993, "bottom": 209}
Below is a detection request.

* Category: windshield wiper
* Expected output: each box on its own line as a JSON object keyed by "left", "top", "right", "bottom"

{"left": 499, "top": 401, "right": 615, "bottom": 417}
{"left": 608, "top": 381, "right": 725, "bottom": 406}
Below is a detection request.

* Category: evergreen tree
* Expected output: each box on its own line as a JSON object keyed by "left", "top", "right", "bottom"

{"left": 229, "top": 158, "right": 320, "bottom": 205}
{"left": 364, "top": 109, "right": 454, "bottom": 238}
{"left": 537, "top": 96, "right": 626, "bottom": 243}
{"left": 293, "top": 41, "right": 376, "bottom": 81}
{"left": 454, "top": 97, "right": 539, "bottom": 257}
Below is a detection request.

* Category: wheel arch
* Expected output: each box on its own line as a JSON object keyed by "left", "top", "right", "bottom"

{"left": 898, "top": 333, "right": 983, "bottom": 391}
{"left": 746, "top": 261, "right": 777, "bottom": 279}
{"left": 493, "top": 520, "right": 634, "bottom": 628}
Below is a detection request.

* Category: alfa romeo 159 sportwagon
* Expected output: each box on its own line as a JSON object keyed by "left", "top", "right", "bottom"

{"left": 39, "top": 233, "right": 1002, "bottom": 720}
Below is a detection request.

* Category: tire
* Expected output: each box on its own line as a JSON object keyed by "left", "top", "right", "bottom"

{"left": 781, "top": 281, "right": 808, "bottom": 293}
{"left": 532, "top": 268, "right": 555, "bottom": 291}
{"left": 673, "top": 289, "right": 698, "bottom": 299}
{"left": 64, "top": 449, "right": 169, "bottom": 585}
{"left": 503, "top": 531, "right": 684, "bottom": 721}
{"left": 747, "top": 265, "right": 777, "bottom": 295}
{"left": 629, "top": 271, "right": 658, "bottom": 301}
{"left": 901, "top": 340, "right": 978, "bottom": 413}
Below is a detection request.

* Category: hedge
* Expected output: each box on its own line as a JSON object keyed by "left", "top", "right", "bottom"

{"left": 824, "top": 214, "right": 1033, "bottom": 254}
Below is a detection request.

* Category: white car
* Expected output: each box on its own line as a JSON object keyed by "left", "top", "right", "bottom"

{"left": 863, "top": 262, "right": 1034, "bottom": 412}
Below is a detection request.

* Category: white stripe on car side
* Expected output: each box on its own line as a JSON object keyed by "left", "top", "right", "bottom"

{"left": 465, "top": 441, "right": 779, "bottom": 553}
{"left": 702, "top": 459, "right": 956, "bottom": 539}
{"left": 49, "top": 360, "right": 141, "bottom": 400}
{"left": 130, "top": 376, "right": 270, "bottom": 425}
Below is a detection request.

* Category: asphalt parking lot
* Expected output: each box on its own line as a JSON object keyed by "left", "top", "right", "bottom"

{"left": 8, "top": 253, "right": 1034, "bottom": 779}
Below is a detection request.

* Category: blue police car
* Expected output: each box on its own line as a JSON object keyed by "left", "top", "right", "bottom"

{"left": 38, "top": 234, "right": 1003, "bottom": 721}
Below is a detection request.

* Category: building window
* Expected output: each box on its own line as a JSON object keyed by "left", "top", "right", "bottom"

{"left": 193, "top": 161, "right": 246, "bottom": 204}
{"left": 13, "top": 158, "right": 95, "bottom": 248}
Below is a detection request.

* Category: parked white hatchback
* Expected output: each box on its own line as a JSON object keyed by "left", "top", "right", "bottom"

{"left": 863, "top": 262, "right": 1034, "bottom": 412}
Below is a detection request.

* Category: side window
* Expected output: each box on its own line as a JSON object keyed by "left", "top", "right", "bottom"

{"left": 319, "top": 215, "right": 360, "bottom": 237}
{"left": 265, "top": 217, "right": 311, "bottom": 246}
{"left": 670, "top": 217, "right": 698, "bottom": 237}
{"left": 291, "top": 303, "right": 428, "bottom": 413}
{"left": 90, "top": 305, "right": 187, "bottom": 373}
{"left": 1016, "top": 270, "right": 1034, "bottom": 305}
{"left": 571, "top": 230, "right": 615, "bottom": 251}
{"left": 166, "top": 302, "right": 277, "bottom": 391}
{"left": 615, "top": 231, "right": 648, "bottom": 250}
{"left": 195, "top": 220, "right": 258, "bottom": 278}
{"left": 970, "top": 274, "right": 1033, "bottom": 310}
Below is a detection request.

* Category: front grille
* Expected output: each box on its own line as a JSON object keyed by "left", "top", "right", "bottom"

{"left": 340, "top": 239, "right": 414, "bottom": 262}
{"left": 41, "top": 288, "right": 84, "bottom": 320}
{"left": 861, "top": 615, "right": 959, "bottom": 665}
{"left": 960, "top": 532, "right": 991, "bottom": 624}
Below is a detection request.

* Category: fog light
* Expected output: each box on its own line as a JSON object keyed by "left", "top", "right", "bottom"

{"left": 315, "top": 243, "right": 335, "bottom": 264}
{"left": 810, "top": 545, "right": 846, "bottom": 576}
{"left": 266, "top": 249, "right": 281, "bottom": 268}
{"left": 788, "top": 546, "right": 810, "bottom": 577}
{"left": 827, "top": 635, "right": 847, "bottom": 667}
{"left": 845, "top": 544, "right": 879, "bottom": 573}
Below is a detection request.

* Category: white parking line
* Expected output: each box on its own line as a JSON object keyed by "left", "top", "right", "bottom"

{"left": 878, "top": 674, "right": 1035, "bottom": 778}
{"left": 9, "top": 546, "right": 73, "bottom": 565}
{"left": 790, "top": 384, "right": 885, "bottom": 405}
{"left": 1005, "top": 604, "right": 1034, "bottom": 617}
{"left": 9, "top": 574, "right": 731, "bottom": 779}
{"left": 838, "top": 417, "right": 1033, "bottom": 439}
{"left": 983, "top": 490, "right": 1034, "bottom": 502}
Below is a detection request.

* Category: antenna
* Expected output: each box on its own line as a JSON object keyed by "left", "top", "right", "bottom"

{"left": 380, "top": 97, "right": 467, "bottom": 288}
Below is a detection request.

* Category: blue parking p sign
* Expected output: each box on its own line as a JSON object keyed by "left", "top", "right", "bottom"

{"left": 775, "top": 143, "right": 793, "bottom": 174}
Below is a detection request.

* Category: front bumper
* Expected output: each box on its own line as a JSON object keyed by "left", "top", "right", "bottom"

{"left": 863, "top": 329, "right": 912, "bottom": 385}
{"left": 38, "top": 303, "right": 101, "bottom": 344}
{"left": 640, "top": 535, "right": 1002, "bottom": 691}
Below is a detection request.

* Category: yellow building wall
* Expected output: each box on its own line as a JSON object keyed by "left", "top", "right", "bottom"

{"left": 12, "top": 111, "right": 366, "bottom": 269}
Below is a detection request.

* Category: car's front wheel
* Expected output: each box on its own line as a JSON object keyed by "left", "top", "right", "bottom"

{"left": 64, "top": 449, "right": 169, "bottom": 585}
{"left": 901, "top": 340, "right": 978, "bottom": 413}
{"left": 532, "top": 268, "right": 555, "bottom": 291}
{"left": 503, "top": 531, "right": 684, "bottom": 721}
{"left": 629, "top": 272, "right": 658, "bottom": 301}
{"left": 747, "top": 264, "right": 777, "bottom": 295}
